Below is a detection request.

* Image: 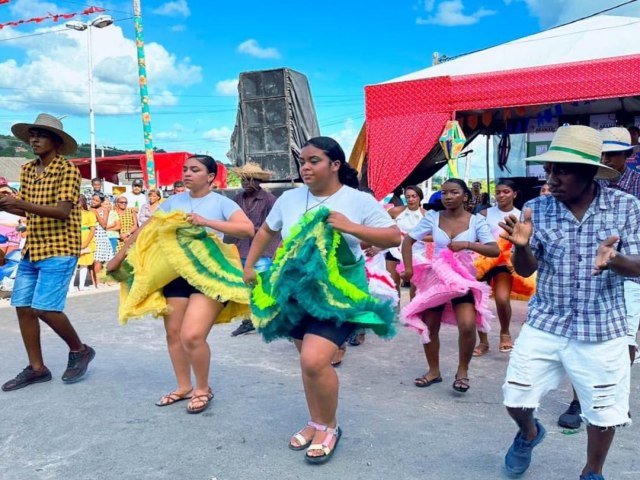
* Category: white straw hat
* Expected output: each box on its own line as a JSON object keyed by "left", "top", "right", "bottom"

{"left": 11, "top": 113, "right": 78, "bottom": 155}
{"left": 601, "top": 127, "right": 633, "bottom": 153}
{"left": 525, "top": 125, "right": 619, "bottom": 180}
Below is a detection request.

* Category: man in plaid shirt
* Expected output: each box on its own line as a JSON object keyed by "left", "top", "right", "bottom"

{"left": 499, "top": 126, "right": 640, "bottom": 480}
{"left": 0, "top": 114, "right": 95, "bottom": 392}
{"left": 556, "top": 127, "right": 640, "bottom": 431}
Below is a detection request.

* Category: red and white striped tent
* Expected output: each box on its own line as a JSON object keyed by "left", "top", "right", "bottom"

{"left": 361, "top": 15, "right": 640, "bottom": 199}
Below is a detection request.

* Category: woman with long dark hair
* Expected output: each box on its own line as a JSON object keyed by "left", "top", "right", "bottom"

{"left": 401, "top": 178, "right": 499, "bottom": 392}
{"left": 243, "top": 137, "right": 400, "bottom": 464}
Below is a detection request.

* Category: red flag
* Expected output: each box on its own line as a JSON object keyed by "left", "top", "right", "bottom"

{"left": 0, "top": 6, "right": 108, "bottom": 30}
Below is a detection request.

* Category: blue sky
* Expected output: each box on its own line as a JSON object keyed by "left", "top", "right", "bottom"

{"left": 1, "top": 0, "right": 639, "bottom": 173}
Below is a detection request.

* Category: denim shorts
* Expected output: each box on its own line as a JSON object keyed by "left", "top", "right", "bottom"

{"left": 503, "top": 324, "right": 631, "bottom": 427}
{"left": 108, "top": 237, "right": 118, "bottom": 254}
{"left": 11, "top": 255, "right": 78, "bottom": 312}
{"left": 241, "top": 257, "right": 273, "bottom": 273}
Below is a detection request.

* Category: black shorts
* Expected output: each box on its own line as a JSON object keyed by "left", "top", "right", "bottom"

{"left": 427, "top": 291, "right": 475, "bottom": 312}
{"left": 385, "top": 251, "right": 399, "bottom": 262}
{"left": 163, "top": 277, "right": 229, "bottom": 305}
{"left": 289, "top": 315, "right": 357, "bottom": 347}
{"left": 481, "top": 265, "right": 511, "bottom": 283}
{"left": 163, "top": 277, "right": 202, "bottom": 298}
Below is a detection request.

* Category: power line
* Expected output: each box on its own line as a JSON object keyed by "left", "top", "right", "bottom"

{"left": 441, "top": 0, "right": 639, "bottom": 62}
{"left": 57, "top": 0, "right": 133, "bottom": 16}
{"left": 0, "top": 85, "right": 362, "bottom": 100}
{"left": 0, "top": 15, "right": 134, "bottom": 43}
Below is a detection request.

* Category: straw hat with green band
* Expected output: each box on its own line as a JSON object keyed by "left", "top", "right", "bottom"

{"left": 525, "top": 125, "right": 620, "bottom": 180}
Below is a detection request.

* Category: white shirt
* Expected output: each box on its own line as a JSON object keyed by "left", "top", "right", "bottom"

{"left": 124, "top": 192, "right": 148, "bottom": 210}
{"left": 159, "top": 191, "right": 240, "bottom": 240}
{"left": 409, "top": 210, "right": 495, "bottom": 256}
{"left": 266, "top": 185, "right": 395, "bottom": 259}
{"left": 484, "top": 205, "right": 520, "bottom": 240}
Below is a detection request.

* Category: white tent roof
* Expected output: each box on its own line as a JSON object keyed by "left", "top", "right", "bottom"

{"left": 386, "top": 15, "right": 640, "bottom": 84}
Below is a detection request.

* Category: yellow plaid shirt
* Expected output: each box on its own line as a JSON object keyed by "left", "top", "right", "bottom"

{"left": 19, "top": 155, "right": 81, "bottom": 261}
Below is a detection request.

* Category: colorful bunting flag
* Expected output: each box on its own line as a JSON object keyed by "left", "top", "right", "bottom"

{"left": 0, "top": 6, "right": 105, "bottom": 30}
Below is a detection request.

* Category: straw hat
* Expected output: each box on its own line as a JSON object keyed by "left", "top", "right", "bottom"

{"left": 11, "top": 113, "right": 78, "bottom": 155}
{"left": 525, "top": 125, "right": 619, "bottom": 180}
{"left": 231, "top": 162, "right": 273, "bottom": 181}
{"left": 601, "top": 127, "right": 634, "bottom": 153}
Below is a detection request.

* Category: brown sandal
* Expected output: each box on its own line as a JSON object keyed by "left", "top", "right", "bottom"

{"left": 186, "top": 387, "right": 213, "bottom": 414}
{"left": 499, "top": 334, "right": 513, "bottom": 353}
{"left": 472, "top": 343, "right": 490, "bottom": 357}
{"left": 155, "top": 389, "right": 192, "bottom": 407}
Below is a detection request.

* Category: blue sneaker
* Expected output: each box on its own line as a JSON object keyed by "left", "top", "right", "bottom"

{"left": 504, "top": 418, "right": 546, "bottom": 476}
{"left": 580, "top": 473, "right": 604, "bottom": 480}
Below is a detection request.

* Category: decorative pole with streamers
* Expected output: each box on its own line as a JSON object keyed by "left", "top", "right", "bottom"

{"left": 133, "top": 0, "right": 156, "bottom": 187}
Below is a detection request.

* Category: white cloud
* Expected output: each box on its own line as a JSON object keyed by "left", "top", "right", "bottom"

{"left": 171, "top": 24, "right": 186, "bottom": 32}
{"left": 417, "top": 0, "right": 496, "bottom": 26}
{"left": 152, "top": 0, "right": 191, "bottom": 18}
{"left": 215, "top": 79, "right": 239, "bottom": 96}
{"left": 327, "top": 118, "right": 359, "bottom": 159}
{"left": 202, "top": 126, "right": 233, "bottom": 143}
{"left": 237, "top": 39, "right": 281, "bottom": 59}
{"left": 0, "top": 24, "right": 202, "bottom": 115}
{"left": 156, "top": 131, "right": 179, "bottom": 140}
{"left": 509, "top": 0, "right": 640, "bottom": 28}
{"left": 424, "top": 0, "right": 436, "bottom": 12}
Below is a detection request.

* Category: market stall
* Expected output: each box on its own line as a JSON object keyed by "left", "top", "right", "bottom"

{"left": 359, "top": 15, "right": 640, "bottom": 199}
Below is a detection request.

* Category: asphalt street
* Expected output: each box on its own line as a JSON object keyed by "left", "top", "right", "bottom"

{"left": 0, "top": 290, "right": 638, "bottom": 480}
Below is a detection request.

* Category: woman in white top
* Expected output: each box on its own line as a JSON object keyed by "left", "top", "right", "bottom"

{"left": 401, "top": 178, "right": 499, "bottom": 393}
{"left": 474, "top": 179, "right": 521, "bottom": 355}
{"left": 150, "top": 155, "right": 254, "bottom": 413}
{"left": 243, "top": 137, "right": 400, "bottom": 464}
{"left": 385, "top": 185, "right": 426, "bottom": 297}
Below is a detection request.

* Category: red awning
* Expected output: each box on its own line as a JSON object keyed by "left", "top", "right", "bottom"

{"left": 71, "top": 152, "right": 192, "bottom": 187}
{"left": 365, "top": 54, "right": 640, "bottom": 199}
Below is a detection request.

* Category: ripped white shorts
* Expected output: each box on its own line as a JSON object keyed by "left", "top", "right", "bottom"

{"left": 503, "top": 324, "right": 631, "bottom": 428}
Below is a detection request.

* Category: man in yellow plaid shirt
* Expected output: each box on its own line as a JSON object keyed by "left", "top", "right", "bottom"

{"left": 0, "top": 114, "right": 95, "bottom": 391}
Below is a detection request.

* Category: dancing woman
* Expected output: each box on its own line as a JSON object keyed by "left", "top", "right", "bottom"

{"left": 401, "top": 178, "right": 499, "bottom": 392}
{"left": 473, "top": 178, "right": 522, "bottom": 355}
{"left": 243, "top": 137, "right": 400, "bottom": 464}
{"left": 109, "top": 155, "right": 254, "bottom": 414}
{"left": 385, "top": 185, "right": 426, "bottom": 296}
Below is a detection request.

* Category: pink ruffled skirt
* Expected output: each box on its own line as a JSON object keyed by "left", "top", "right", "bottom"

{"left": 401, "top": 249, "right": 493, "bottom": 344}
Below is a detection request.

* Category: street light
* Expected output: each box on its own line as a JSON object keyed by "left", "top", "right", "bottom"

{"left": 66, "top": 15, "right": 114, "bottom": 179}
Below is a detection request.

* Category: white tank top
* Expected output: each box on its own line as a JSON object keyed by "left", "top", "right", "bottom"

{"left": 485, "top": 205, "right": 520, "bottom": 240}
{"left": 391, "top": 207, "right": 425, "bottom": 261}
{"left": 395, "top": 207, "right": 424, "bottom": 234}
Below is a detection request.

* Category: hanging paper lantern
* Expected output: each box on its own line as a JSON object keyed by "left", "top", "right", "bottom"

{"left": 467, "top": 115, "right": 478, "bottom": 130}
{"left": 481, "top": 111, "right": 493, "bottom": 127}
{"left": 439, "top": 120, "right": 466, "bottom": 178}
{"left": 439, "top": 120, "right": 466, "bottom": 161}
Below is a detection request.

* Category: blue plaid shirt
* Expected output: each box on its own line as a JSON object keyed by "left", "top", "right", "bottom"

{"left": 523, "top": 185, "right": 640, "bottom": 342}
{"left": 598, "top": 167, "right": 640, "bottom": 285}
